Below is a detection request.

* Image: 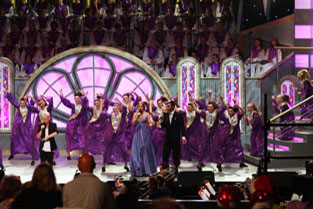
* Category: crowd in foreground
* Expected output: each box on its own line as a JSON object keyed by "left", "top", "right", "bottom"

{"left": 0, "top": 0, "right": 282, "bottom": 78}
{"left": 0, "top": 153, "right": 312, "bottom": 209}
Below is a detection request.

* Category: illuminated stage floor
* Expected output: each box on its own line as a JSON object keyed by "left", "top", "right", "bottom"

{"left": 2, "top": 154, "right": 306, "bottom": 184}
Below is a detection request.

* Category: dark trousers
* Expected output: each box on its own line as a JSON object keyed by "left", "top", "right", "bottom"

{"left": 163, "top": 140, "right": 180, "bottom": 167}
{"left": 40, "top": 150, "right": 54, "bottom": 165}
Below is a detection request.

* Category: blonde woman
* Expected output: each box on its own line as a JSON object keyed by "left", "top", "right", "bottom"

{"left": 297, "top": 69, "right": 313, "bottom": 120}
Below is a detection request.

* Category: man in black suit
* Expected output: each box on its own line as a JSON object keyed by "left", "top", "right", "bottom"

{"left": 37, "top": 112, "right": 58, "bottom": 165}
{"left": 161, "top": 100, "right": 187, "bottom": 172}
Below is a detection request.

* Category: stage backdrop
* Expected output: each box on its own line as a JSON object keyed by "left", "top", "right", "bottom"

{"left": 0, "top": 58, "right": 13, "bottom": 132}
{"left": 19, "top": 46, "right": 172, "bottom": 129}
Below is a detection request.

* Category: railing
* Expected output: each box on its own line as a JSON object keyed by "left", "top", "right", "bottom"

{"left": 263, "top": 94, "right": 313, "bottom": 173}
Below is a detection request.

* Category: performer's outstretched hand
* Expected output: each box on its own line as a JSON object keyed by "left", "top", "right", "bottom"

{"left": 59, "top": 89, "right": 63, "bottom": 96}
{"left": 182, "top": 137, "right": 187, "bottom": 144}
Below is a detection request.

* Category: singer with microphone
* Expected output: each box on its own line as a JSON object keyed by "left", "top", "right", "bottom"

{"left": 37, "top": 112, "right": 58, "bottom": 165}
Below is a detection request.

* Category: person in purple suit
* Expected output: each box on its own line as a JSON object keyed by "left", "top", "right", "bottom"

{"left": 246, "top": 103, "right": 264, "bottom": 157}
{"left": 102, "top": 103, "right": 130, "bottom": 173}
{"left": 297, "top": 69, "right": 313, "bottom": 120}
{"left": 272, "top": 95, "right": 295, "bottom": 141}
{"left": 195, "top": 91, "right": 219, "bottom": 171}
{"left": 6, "top": 93, "right": 39, "bottom": 165}
{"left": 60, "top": 89, "right": 89, "bottom": 160}
{"left": 215, "top": 96, "right": 247, "bottom": 172}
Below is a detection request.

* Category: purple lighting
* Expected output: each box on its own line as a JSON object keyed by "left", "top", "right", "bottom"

{"left": 295, "top": 0, "right": 312, "bottom": 9}
{"left": 295, "top": 54, "right": 309, "bottom": 68}
{"left": 295, "top": 25, "right": 311, "bottom": 39}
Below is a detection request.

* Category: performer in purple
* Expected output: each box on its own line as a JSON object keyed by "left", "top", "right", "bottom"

{"left": 115, "top": 92, "right": 141, "bottom": 152}
{"left": 15, "top": 8, "right": 28, "bottom": 32}
{"left": 196, "top": 36, "right": 210, "bottom": 64}
{"left": 215, "top": 96, "right": 247, "bottom": 172}
{"left": 130, "top": 101, "right": 157, "bottom": 176}
{"left": 172, "top": 22, "right": 187, "bottom": 47}
{"left": 60, "top": 89, "right": 89, "bottom": 160}
{"left": 245, "top": 38, "right": 265, "bottom": 77}
{"left": 220, "top": 38, "right": 239, "bottom": 60}
{"left": 163, "top": 8, "right": 177, "bottom": 31}
{"left": 58, "top": 9, "right": 71, "bottom": 33}
{"left": 161, "top": 100, "right": 187, "bottom": 173}
{"left": 111, "top": 23, "right": 127, "bottom": 50}
{"left": 71, "top": 0, "right": 83, "bottom": 16}
{"left": 203, "top": 53, "right": 220, "bottom": 77}
{"left": 297, "top": 69, "right": 313, "bottom": 120}
{"left": 120, "top": 9, "right": 133, "bottom": 32}
{"left": 102, "top": 103, "right": 130, "bottom": 173}
{"left": 22, "top": 22, "right": 41, "bottom": 47}
{"left": 133, "top": 21, "right": 151, "bottom": 58}
{"left": 175, "top": 0, "right": 191, "bottom": 17}
{"left": 154, "top": 22, "right": 169, "bottom": 48}
{"left": 246, "top": 103, "right": 264, "bottom": 157}
{"left": 272, "top": 95, "right": 295, "bottom": 140}
{"left": 89, "top": 21, "right": 107, "bottom": 45}
{"left": 145, "top": 8, "right": 157, "bottom": 31}
{"left": 201, "top": 8, "right": 215, "bottom": 29}
{"left": 178, "top": 95, "right": 203, "bottom": 162}
{"left": 149, "top": 99, "right": 166, "bottom": 166}
{"left": 66, "top": 20, "right": 82, "bottom": 48}
{"left": 54, "top": 0, "right": 68, "bottom": 17}
{"left": 121, "top": 0, "right": 135, "bottom": 13}
{"left": 169, "top": 39, "right": 188, "bottom": 60}
{"left": 196, "top": 91, "right": 219, "bottom": 171}
{"left": 36, "top": 10, "right": 50, "bottom": 31}
{"left": 165, "top": 53, "right": 178, "bottom": 77}
{"left": 9, "top": 22, "right": 22, "bottom": 46}
{"left": 140, "top": 0, "right": 152, "bottom": 14}
{"left": 6, "top": 93, "right": 39, "bottom": 165}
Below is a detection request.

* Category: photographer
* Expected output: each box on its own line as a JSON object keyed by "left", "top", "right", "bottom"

{"left": 37, "top": 112, "right": 58, "bottom": 165}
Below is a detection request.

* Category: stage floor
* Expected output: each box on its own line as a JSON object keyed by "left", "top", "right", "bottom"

{"left": 2, "top": 154, "right": 306, "bottom": 184}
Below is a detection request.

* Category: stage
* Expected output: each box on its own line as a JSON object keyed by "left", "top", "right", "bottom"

{"left": 1, "top": 153, "right": 306, "bottom": 184}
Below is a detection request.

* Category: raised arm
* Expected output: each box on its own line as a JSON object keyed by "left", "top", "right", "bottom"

{"left": 132, "top": 111, "right": 140, "bottom": 126}
{"left": 272, "top": 96, "right": 280, "bottom": 114}
{"left": 196, "top": 98, "right": 208, "bottom": 110}
{"left": 6, "top": 92, "right": 20, "bottom": 108}
{"left": 132, "top": 91, "right": 142, "bottom": 107}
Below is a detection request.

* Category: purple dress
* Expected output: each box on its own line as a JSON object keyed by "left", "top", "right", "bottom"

{"left": 299, "top": 80, "right": 313, "bottom": 119}
{"left": 180, "top": 110, "right": 202, "bottom": 160}
{"left": 272, "top": 100, "right": 295, "bottom": 140}
{"left": 60, "top": 96, "right": 88, "bottom": 152}
{"left": 214, "top": 105, "right": 244, "bottom": 164}
{"left": 248, "top": 112, "right": 264, "bottom": 157}
{"left": 6, "top": 93, "right": 39, "bottom": 160}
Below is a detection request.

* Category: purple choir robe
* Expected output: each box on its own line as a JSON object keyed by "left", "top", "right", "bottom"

{"left": 60, "top": 96, "right": 88, "bottom": 152}
{"left": 38, "top": 16, "right": 49, "bottom": 30}
{"left": 72, "top": 3, "right": 83, "bottom": 16}
{"left": 48, "top": 31, "right": 60, "bottom": 45}
{"left": 145, "top": 16, "right": 157, "bottom": 31}
{"left": 122, "top": 0, "right": 135, "bottom": 13}
{"left": 59, "top": 17, "right": 71, "bottom": 33}
{"left": 210, "top": 62, "right": 220, "bottom": 76}
{"left": 120, "top": 15, "right": 132, "bottom": 30}
{"left": 272, "top": 100, "right": 295, "bottom": 140}
{"left": 103, "top": 110, "right": 129, "bottom": 163}
{"left": 105, "top": 3, "right": 116, "bottom": 13}
{"left": 225, "top": 46, "right": 236, "bottom": 57}
{"left": 299, "top": 80, "right": 313, "bottom": 119}
{"left": 199, "top": 30, "right": 210, "bottom": 40}
{"left": 113, "top": 31, "right": 127, "bottom": 46}
{"left": 23, "top": 63, "right": 36, "bottom": 75}
{"left": 180, "top": 110, "right": 202, "bottom": 160}
{"left": 267, "top": 48, "right": 277, "bottom": 60}
{"left": 214, "top": 31, "right": 226, "bottom": 44}
{"left": 164, "top": 15, "right": 177, "bottom": 30}
{"left": 103, "top": 17, "right": 116, "bottom": 31}
{"left": 16, "top": 16, "right": 27, "bottom": 31}
{"left": 55, "top": 4, "right": 67, "bottom": 17}
{"left": 93, "top": 30, "right": 106, "bottom": 45}
{"left": 9, "top": 31, "right": 21, "bottom": 45}
{"left": 168, "top": 63, "right": 177, "bottom": 76}
{"left": 151, "top": 114, "right": 166, "bottom": 165}
{"left": 2, "top": 45, "right": 15, "bottom": 57}
{"left": 141, "top": 2, "right": 152, "bottom": 13}
{"left": 67, "top": 29, "right": 81, "bottom": 47}
{"left": 185, "top": 16, "right": 196, "bottom": 30}
{"left": 252, "top": 48, "right": 263, "bottom": 58}
{"left": 24, "top": 46, "right": 38, "bottom": 58}
{"left": 248, "top": 111, "right": 264, "bottom": 157}
{"left": 214, "top": 105, "right": 244, "bottom": 164}
{"left": 6, "top": 93, "right": 39, "bottom": 160}
{"left": 178, "top": 0, "right": 190, "bottom": 13}
{"left": 198, "top": 45, "right": 209, "bottom": 62}
{"left": 154, "top": 30, "right": 166, "bottom": 46}
{"left": 84, "top": 16, "right": 97, "bottom": 31}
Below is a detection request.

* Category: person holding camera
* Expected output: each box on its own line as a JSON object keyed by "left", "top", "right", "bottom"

{"left": 37, "top": 112, "right": 58, "bottom": 165}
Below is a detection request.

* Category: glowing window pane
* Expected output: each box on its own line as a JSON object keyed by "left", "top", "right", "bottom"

{"left": 94, "top": 56, "right": 111, "bottom": 69}
{"left": 109, "top": 56, "right": 134, "bottom": 72}
{"left": 53, "top": 56, "right": 77, "bottom": 73}
{"left": 77, "top": 56, "right": 93, "bottom": 69}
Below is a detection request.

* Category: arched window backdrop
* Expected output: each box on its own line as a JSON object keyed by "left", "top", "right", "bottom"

{"left": 20, "top": 47, "right": 172, "bottom": 129}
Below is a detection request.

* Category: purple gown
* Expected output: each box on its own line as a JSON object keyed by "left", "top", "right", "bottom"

{"left": 272, "top": 100, "right": 295, "bottom": 140}
{"left": 214, "top": 105, "right": 244, "bottom": 164}
{"left": 299, "top": 80, "right": 313, "bottom": 119}
{"left": 60, "top": 96, "right": 88, "bottom": 152}
{"left": 248, "top": 112, "right": 264, "bottom": 157}
{"left": 180, "top": 110, "right": 202, "bottom": 161}
{"left": 6, "top": 93, "right": 39, "bottom": 160}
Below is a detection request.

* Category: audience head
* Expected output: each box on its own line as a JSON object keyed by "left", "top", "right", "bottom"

{"left": 152, "top": 199, "right": 185, "bottom": 209}
{"left": 0, "top": 175, "right": 21, "bottom": 202}
{"left": 31, "top": 163, "right": 58, "bottom": 192}
{"left": 78, "top": 153, "right": 96, "bottom": 173}
{"left": 217, "top": 185, "right": 241, "bottom": 209}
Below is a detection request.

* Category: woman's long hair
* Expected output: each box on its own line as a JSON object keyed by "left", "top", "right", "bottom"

{"left": 31, "top": 163, "right": 59, "bottom": 192}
